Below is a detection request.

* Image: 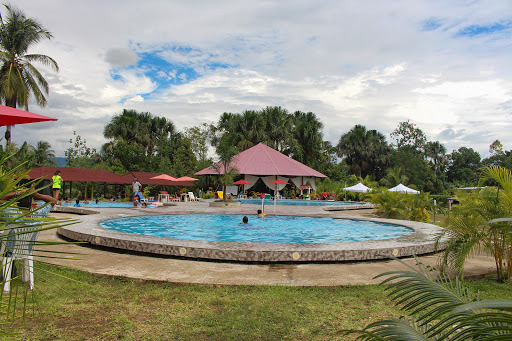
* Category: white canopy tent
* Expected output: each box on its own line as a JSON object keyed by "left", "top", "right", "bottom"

{"left": 388, "top": 183, "right": 420, "bottom": 194}
{"left": 343, "top": 182, "right": 371, "bottom": 193}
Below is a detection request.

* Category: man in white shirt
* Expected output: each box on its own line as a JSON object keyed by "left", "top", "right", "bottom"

{"left": 132, "top": 178, "right": 142, "bottom": 200}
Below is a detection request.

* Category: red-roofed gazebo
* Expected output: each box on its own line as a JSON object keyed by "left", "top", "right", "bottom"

{"left": 195, "top": 143, "right": 326, "bottom": 195}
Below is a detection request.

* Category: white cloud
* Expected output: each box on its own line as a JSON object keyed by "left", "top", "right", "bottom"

{"left": 10, "top": 0, "right": 512, "bottom": 158}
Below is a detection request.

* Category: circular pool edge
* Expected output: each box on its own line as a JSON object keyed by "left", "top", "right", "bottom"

{"left": 58, "top": 211, "right": 446, "bottom": 262}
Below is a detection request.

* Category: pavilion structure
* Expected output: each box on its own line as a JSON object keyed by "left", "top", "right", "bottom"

{"left": 195, "top": 142, "right": 326, "bottom": 195}
{"left": 28, "top": 166, "right": 129, "bottom": 199}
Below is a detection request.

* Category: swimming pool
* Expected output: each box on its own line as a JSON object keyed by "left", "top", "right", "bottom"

{"left": 238, "top": 199, "right": 362, "bottom": 206}
{"left": 100, "top": 214, "right": 413, "bottom": 243}
{"left": 60, "top": 201, "right": 134, "bottom": 208}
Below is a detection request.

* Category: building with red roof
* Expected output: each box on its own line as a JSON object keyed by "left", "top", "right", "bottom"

{"left": 195, "top": 142, "right": 326, "bottom": 193}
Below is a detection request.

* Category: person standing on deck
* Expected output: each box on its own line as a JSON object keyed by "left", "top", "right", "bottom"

{"left": 132, "top": 178, "right": 142, "bottom": 200}
{"left": 52, "top": 170, "right": 62, "bottom": 200}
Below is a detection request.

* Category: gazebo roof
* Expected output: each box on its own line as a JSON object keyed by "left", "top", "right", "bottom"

{"left": 28, "top": 166, "right": 130, "bottom": 184}
{"left": 195, "top": 142, "right": 326, "bottom": 177}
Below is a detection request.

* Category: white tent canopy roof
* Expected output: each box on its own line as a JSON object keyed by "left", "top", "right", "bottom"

{"left": 388, "top": 183, "right": 420, "bottom": 194}
{"left": 343, "top": 182, "right": 371, "bottom": 193}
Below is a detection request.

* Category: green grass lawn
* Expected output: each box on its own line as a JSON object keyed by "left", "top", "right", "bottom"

{"left": 5, "top": 262, "right": 512, "bottom": 341}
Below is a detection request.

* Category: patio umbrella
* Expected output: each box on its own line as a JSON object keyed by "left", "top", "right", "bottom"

{"left": 233, "top": 179, "right": 254, "bottom": 195}
{"left": 150, "top": 174, "right": 177, "bottom": 191}
{"left": 269, "top": 179, "right": 290, "bottom": 214}
{"left": 175, "top": 176, "right": 199, "bottom": 182}
{"left": 0, "top": 105, "right": 58, "bottom": 149}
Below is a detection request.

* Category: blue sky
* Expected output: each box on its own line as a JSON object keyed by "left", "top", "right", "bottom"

{"left": 12, "top": 0, "right": 512, "bottom": 158}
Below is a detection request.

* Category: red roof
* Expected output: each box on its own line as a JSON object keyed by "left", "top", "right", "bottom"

{"left": 195, "top": 142, "right": 327, "bottom": 177}
{"left": 124, "top": 172, "right": 194, "bottom": 187}
{"left": 28, "top": 167, "right": 130, "bottom": 184}
{"left": 0, "top": 105, "right": 57, "bottom": 126}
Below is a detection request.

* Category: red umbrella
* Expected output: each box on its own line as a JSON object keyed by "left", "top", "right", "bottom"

{"left": 233, "top": 179, "right": 254, "bottom": 196}
{"left": 175, "top": 176, "right": 198, "bottom": 181}
{"left": 269, "top": 180, "right": 289, "bottom": 185}
{"left": 0, "top": 104, "right": 58, "bottom": 149}
{"left": 269, "top": 179, "right": 290, "bottom": 213}
{"left": 150, "top": 174, "right": 177, "bottom": 191}
{"left": 233, "top": 179, "right": 253, "bottom": 185}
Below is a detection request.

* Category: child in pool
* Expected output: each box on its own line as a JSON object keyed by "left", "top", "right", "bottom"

{"left": 240, "top": 216, "right": 249, "bottom": 224}
{"left": 256, "top": 209, "right": 267, "bottom": 217}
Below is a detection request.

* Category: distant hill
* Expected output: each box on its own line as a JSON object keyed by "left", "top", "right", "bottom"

{"left": 54, "top": 157, "right": 67, "bottom": 167}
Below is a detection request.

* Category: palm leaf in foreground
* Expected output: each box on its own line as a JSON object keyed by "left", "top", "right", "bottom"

{"left": 340, "top": 257, "right": 512, "bottom": 340}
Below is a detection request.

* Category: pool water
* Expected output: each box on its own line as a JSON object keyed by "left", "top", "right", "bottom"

{"left": 60, "top": 201, "right": 134, "bottom": 208}
{"left": 100, "top": 214, "right": 413, "bottom": 243}
{"left": 238, "top": 199, "right": 362, "bottom": 206}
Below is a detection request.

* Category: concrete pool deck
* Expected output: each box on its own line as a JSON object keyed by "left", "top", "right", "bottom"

{"left": 36, "top": 200, "right": 497, "bottom": 286}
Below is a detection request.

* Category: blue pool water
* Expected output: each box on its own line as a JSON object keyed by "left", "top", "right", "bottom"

{"left": 238, "top": 199, "right": 362, "bottom": 206}
{"left": 60, "top": 201, "right": 134, "bottom": 208}
{"left": 100, "top": 214, "right": 413, "bottom": 243}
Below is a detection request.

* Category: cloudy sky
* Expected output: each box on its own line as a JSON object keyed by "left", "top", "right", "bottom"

{"left": 10, "top": 0, "right": 512, "bottom": 158}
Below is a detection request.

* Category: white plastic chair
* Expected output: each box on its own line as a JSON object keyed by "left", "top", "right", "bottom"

{"left": 188, "top": 192, "right": 199, "bottom": 201}
{"left": 1, "top": 225, "right": 39, "bottom": 292}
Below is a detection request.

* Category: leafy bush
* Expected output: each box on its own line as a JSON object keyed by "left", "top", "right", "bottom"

{"left": 368, "top": 191, "right": 432, "bottom": 222}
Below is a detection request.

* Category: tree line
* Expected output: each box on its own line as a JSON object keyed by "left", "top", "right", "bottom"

{"left": 3, "top": 106, "right": 509, "bottom": 196}
{"left": 1, "top": 3, "right": 508, "bottom": 195}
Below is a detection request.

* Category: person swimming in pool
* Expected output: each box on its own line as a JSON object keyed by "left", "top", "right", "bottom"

{"left": 240, "top": 216, "right": 249, "bottom": 224}
{"left": 256, "top": 209, "right": 267, "bottom": 217}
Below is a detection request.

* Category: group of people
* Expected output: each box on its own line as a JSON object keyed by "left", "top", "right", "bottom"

{"left": 240, "top": 209, "right": 267, "bottom": 224}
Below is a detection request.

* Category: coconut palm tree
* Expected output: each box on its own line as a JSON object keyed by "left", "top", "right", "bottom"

{"left": 33, "top": 140, "right": 55, "bottom": 166}
{"left": 0, "top": 4, "right": 59, "bottom": 109}
{"left": 342, "top": 257, "right": 512, "bottom": 340}
{"left": 0, "top": 4, "right": 58, "bottom": 151}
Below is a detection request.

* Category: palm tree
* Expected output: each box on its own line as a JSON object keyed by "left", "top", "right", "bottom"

{"left": 437, "top": 165, "right": 512, "bottom": 281}
{"left": 261, "top": 106, "right": 294, "bottom": 153}
{"left": 0, "top": 4, "right": 58, "bottom": 149}
{"left": 342, "top": 257, "right": 512, "bottom": 340}
{"left": 104, "top": 109, "right": 177, "bottom": 158}
{"left": 380, "top": 166, "right": 409, "bottom": 188}
{"left": 291, "top": 111, "right": 323, "bottom": 167}
{"left": 336, "top": 125, "right": 390, "bottom": 178}
{"left": 33, "top": 140, "right": 55, "bottom": 166}
{"left": 211, "top": 133, "right": 239, "bottom": 201}
{"left": 424, "top": 140, "right": 447, "bottom": 179}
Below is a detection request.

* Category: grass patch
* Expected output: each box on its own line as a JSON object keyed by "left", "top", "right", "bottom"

{"left": 6, "top": 262, "right": 512, "bottom": 340}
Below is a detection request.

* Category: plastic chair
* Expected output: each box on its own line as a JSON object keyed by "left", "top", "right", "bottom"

{"left": 188, "top": 192, "right": 199, "bottom": 201}
{"left": 1, "top": 225, "right": 39, "bottom": 292}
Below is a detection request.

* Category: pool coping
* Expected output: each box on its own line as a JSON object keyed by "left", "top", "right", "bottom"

{"left": 58, "top": 209, "right": 446, "bottom": 262}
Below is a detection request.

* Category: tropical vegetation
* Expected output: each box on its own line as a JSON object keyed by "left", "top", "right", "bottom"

{"left": 0, "top": 4, "right": 59, "bottom": 150}
{"left": 0, "top": 150, "right": 75, "bottom": 335}
{"left": 438, "top": 165, "right": 512, "bottom": 282}
{"left": 343, "top": 257, "right": 512, "bottom": 340}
